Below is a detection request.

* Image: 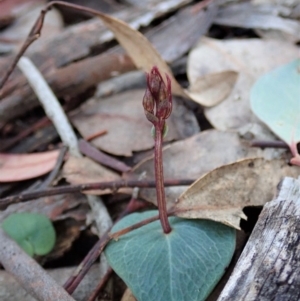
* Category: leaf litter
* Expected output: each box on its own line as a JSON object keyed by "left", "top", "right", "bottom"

{"left": 130, "top": 129, "right": 291, "bottom": 209}
{"left": 71, "top": 89, "right": 199, "bottom": 156}
{"left": 187, "top": 38, "right": 299, "bottom": 131}
{"left": 1, "top": 0, "right": 300, "bottom": 299}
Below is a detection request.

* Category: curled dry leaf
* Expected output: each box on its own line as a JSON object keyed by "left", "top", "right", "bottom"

{"left": 174, "top": 158, "right": 300, "bottom": 229}
{"left": 130, "top": 130, "right": 286, "bottom": 208}
{"left": 93, "top": 8, "right": 221, "bottom": 107}
{"left": 187, "top": 38, "right": 299, "bottom": 130}
{"left": 188, "top": 71, "right": 238, "bottom": 107}
{"left": 0, "top": 150, "right": 59, "bottom": 182}
{"left": 71, "top": 90, "right": 199, "bottom": 156}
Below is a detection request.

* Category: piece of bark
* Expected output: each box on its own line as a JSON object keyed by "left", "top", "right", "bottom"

{"left": 0, "top": 1, "right": 217, "bottom": 124}
{"left": 218, "top": 177, "right": 300, "bottom": 301}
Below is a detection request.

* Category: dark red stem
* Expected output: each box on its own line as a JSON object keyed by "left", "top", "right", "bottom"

{"left": 154, "top": 121, "right": 172, "bottom": 233}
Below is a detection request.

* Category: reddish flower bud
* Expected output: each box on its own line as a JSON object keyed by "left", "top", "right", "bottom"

{"left": 143, "top": 66, "right": 172, "bottom": 124}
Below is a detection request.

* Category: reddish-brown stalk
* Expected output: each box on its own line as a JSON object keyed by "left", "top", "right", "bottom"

{"left": 143, "top": 66, "right": 172, "bottom": 234}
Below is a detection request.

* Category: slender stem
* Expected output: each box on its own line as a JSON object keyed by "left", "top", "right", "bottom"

{"left": 154, "top": 121, "right": 172, "bottom": 233}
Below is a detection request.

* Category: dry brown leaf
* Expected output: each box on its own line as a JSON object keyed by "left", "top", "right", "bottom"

{"left": 188, "top": 71, "right": 238, "bottom": 107}
{"left": 121, "top": 288, "right": 137, "bottom": 301}
{"left": 93, "top": 8, "right": 220, "bottom": 106}
{"left": 187, "top": 38, "right": 299, "bottom": 130}
{"left": 62, "top": 156, "right": 129, "bottom": 195}
{"left": 0, "top": 150, "right": 59, "bottom": 182}
{"left": 71, "top": 90, "right": 199, "bottom": 156}
{"left": 174, "top": 158, "right": 300, "bottom": 229}
{"left": 130, "top": 130, "right": 286, "bottom": 207}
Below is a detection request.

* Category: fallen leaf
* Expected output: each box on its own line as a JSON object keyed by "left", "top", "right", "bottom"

{"left": 214, "top": 2, "right": 300, "bottom": 43}
{"left": 63, "top": 156, "right": 130, "bottom": 195}
{"left": 188, "top": 71, "right": 238, "bottom": 107}
{"left": 187, "top": 38, "right": 299, "bottom": 130}
{"left": 92, "top": 8, "right": 222, "bottom": 106}
{"left": 130, "top": 130, "right": 286, "bottom": 207}
{"left": 174, "top": 158, "right": 300, "bottom": 229}
{"left": 71, "top": 90, "right": 199, "bottom": 156}
{"left": 0, "top": 150, "right": 59, "bottom": 182}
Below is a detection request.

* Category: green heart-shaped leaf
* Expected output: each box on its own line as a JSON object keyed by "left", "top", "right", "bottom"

{"left": 250, "top": 59, "right": 300, "bottom": 146}
{"left": 2, "top": 212, "right": 56, "bottom": 257}
{"left": 105, "top": 211, "right": 235, "bottom": 301}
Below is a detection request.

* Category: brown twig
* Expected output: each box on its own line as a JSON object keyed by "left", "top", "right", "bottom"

{"left": 64, "top": 232, "right": 110, "bottom": 294}
{"left": 0, "top": 178, "right": 194, "bottom": 210}
{"left": 87, "top": 268, "right": 113, "bottom": 301}
{"left": 0, "top": 117, "right": 50, "bottom": 151}
{"left": 85, "top": 130, "right": 107, "bottom": 141}
{"left": 36, "top": 146, "right": 67, "bottom": 190}
{"left": 251, "top": 140, "right": 289, "bottom": 149}
{"left": 78, "top": 139, "right": 131, "bottom": 173}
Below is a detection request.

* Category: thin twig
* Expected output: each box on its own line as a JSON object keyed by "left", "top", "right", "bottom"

{"left": 36, "top": 146, "right": 67, "bottom": 190}
{"left": 251, "top": 140, "right": 289, "bottom": 149}
{"left": 85, "top": 130, "right": 107, "bottom": 141}
{"left": 0, "top": 178, "right": 194, "bottom": 209}
{"left": 78, "top": 139, "right": 131, "bottom": 173}
{"left": 87, "top": 268, "right": 113, "bottom": 301}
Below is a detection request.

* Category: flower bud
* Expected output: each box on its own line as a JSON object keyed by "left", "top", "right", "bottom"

{"left": 143, "top": 66, "right": 172, "bottom": 124}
